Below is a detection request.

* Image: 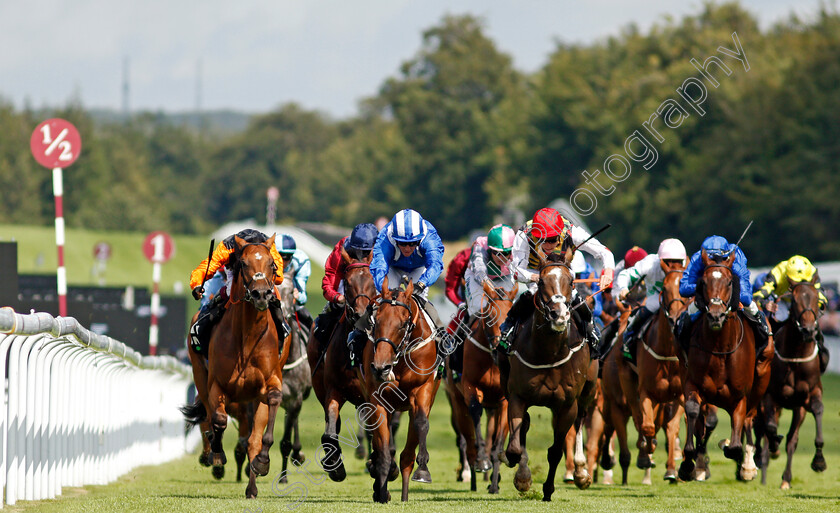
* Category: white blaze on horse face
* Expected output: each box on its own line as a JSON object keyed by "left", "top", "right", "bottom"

{"left": 255, "top": 253, "right": 262, "bottom": 260}
{"left": 253, "top": 272, "right": 266, "bottom": 281}
{"left": 711, "top": 270, "right": 722, "bottom": 279}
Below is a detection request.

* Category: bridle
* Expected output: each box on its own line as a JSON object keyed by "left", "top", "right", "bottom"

{"left": 479, "top": 283, "right": 514, "bottom": 345}
{"left": 232, "top": 242, "right": 276, "bottom": 306}
{"left": 660, "top": 269, "right": 688, "bottom": 314}
{"left": 344, "top": 262, "right": 374, "bottom": 323}
{"left": 535, "top": 261, "right": 573, "bottom": 320}
{"left": 372, "top": 296, "right": 418, "bottom": 364}
{"left": 700, "top": 263, "right": 735, "bottom": 317}
{"left": 788, "top": 281, "right": 822, "bottom": 336}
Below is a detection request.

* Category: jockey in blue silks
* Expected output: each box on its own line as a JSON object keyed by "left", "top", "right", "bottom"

{"left": 674, "top": 235, "right": 771, "bottom": 354}
{"left": 346, "top": 209, "right": 446, "bottom": 367}
{"left": 277, "top": 234, "right": 314, "bottom": 330}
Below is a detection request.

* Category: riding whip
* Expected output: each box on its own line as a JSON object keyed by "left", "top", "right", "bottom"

{"left": 572, "top": 224, "right": 612, "bottom": 253}
{"left": 199, "top": 238, "right": 215, "bottom": 289}
{"left": 733, "top": 220, "right": 753, "bottom": 248}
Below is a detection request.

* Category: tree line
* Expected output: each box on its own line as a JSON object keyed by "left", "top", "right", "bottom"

{"left": 0, "top": 2, "right": 837, "bottom": 266}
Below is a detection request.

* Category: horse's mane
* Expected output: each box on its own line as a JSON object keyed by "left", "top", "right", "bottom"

{"left": 546, "top": 252, "right": 565, "bottom": 264}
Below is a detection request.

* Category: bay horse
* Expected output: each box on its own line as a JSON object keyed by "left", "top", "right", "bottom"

{"left": 619, "top": 261, "right": 687, "bottom": 482}
{"left": 275, "top": 270, "right": 312, "bottom": 483}
{"left": 504, "top": 249, "right": 592, "bottom": 501}
{"left": 364, "top": 276, "right": 440, "bottom": 503}
{"left": 189, "top": 234, "right": 289, "bottom": 498}
{"left": 678, "top": 251, "right": 772, "bottom": 482}
{"left": 758, "top": 279, "right": 826, "bottom": 489}
{"left": 445, "top": 281, "right": 515, "bottom": 493}
{"left": 306, "top": 247, "right": 378, "bottom": 482}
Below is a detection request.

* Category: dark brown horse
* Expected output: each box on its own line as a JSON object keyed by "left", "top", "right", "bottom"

{"left": 306, "top": 248, "right": 377, "bottom": 482}
{"left": 619, "top": 262, "right": 687, "bottom": 482}
{"left": 446, "top": 282, "right": 515, "bottom": 493}
{"left": 758, "top": 280, "right": 826, "bottom": 489}
{"left": 678, "top": 252, "right": 772, "bottom": 482}
{"left": 189, "top": 235, "right": 289, "bottom": 498}
{"left": 504, "top": 249, "right": 592, "bottom": 501}
{"left": 364, "top": 276, "right": 440, "bottom": 503}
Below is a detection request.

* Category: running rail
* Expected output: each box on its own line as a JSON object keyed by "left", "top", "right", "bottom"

{"left": 0, "top": 307, "right": 200, "bottom": 506}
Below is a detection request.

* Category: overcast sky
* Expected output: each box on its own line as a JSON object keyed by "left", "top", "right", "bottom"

{"left": 0, "top": 0, "right": 822, "bottom": 119}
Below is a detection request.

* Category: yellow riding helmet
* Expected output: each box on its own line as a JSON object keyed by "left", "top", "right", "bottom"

{"left": 786, "top": 255, "right": 815, "bottom": 283}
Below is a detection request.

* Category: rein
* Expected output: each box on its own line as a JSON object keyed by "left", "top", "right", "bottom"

{"left": 372, "top": 295, "right": 434, "bottom": 366}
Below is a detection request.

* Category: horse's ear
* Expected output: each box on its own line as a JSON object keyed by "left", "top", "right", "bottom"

{"left": 811, "top": 273, "right": 819, "bottom": 285}
{"left": 482, "top": 279, "right": 495, "bottom": 298}
{"left": 266, "top": 233, "right": 276, "bottom": 248}
{"left": 564, "top": 248, "right": 574, "bottom": 266}
{"left": 659, "top": 258, "right": 669, "bottom": 273}
{"left": 404, "top": 278, "right": 414, "bottom": 297}
{"left": 340, "top": 246, "right": 353, "bottom": 265}
{"left": 365, "top": 250, "right": 374, "bottom": 264}
{"left": 381, "top": 276, "right": 390, "bottom": 299}
{"left": 724, "top": 251, "right": 736, "bottom": 268}
{"left": 701, "top": 250, "right": 712, "bottom": 268}
{"left": 234, "top": 235, "right": 247, "bottom": 250}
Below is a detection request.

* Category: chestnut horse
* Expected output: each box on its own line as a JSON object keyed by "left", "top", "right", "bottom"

{"left": 189, "top": 235, "right": 290, "bottom": 498}
{"left": 365, "top": 276, "right": 440, "bottom": 503}
{"left": 758, "top": 280, "right": 826, "bottom": 489}
{"left": 504, "top": 249, "right": 592, "bottom": 501}
{"left": 446, "top": 282, "right": 515, "bottom": 493}
{"left": 619, "top": 262, "right": 687, "bottom": 482}
{"left": 306, "top": 248, "right": 378, "bottom": 482}
{"left": 678, "top": 252, "right": 772, "bottom": 482}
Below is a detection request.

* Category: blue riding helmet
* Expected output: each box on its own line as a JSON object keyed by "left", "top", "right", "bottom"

{"left": 752, "top": 271, "right": 768, "bottom": 294}
{"left": 346, "top": 223, "right": 378, "bottom": 250}
{"left": 701, "top": 235, "right": 730, "bottom": 258}
{"left": 278, "top": 234, "right": 296, "bottom": 255}
{"left": 390, "top": 209, "right": 427, "bottom": 243}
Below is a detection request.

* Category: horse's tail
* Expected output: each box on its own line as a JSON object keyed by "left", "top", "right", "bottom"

{"left": 180, "top": 399, "right": 207, "bottom": 432}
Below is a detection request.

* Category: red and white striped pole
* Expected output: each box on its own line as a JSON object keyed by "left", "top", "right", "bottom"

{"left": 53, "top": 167, "right": 67, "bottom": 317}
{"left": 149, "top": 242, "right": 164, "bottom": 356}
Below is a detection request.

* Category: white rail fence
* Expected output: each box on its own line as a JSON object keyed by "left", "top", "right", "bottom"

{"left": 0, "top": 307, "right": 200, "bottom": 507}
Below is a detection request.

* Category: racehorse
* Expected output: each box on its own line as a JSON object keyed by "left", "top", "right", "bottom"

{"left": 306, "top": 247, "right": 378, "bottom": 482}
{"left": 619, "top": 261, "right": 687, "bottom": 482}
{"left": 364, "top": 276, "right": 440, "bottom": 503}
{"left": 678, "top": 251, "right": 772, "bottom": 482}
{"left": 445, "top": 282, "right": 515, "bottom": 493}
{"left": 275, "top": 270, "right": 312, "bottom": 483}
{"left": 758, "top": 279, "right": 826, "bottom": 489}
{"left": 504, "top": 249, "right": 592, "bottom": 501}
{"left": 185, "top": 234, "right": 290, "bottom": 498}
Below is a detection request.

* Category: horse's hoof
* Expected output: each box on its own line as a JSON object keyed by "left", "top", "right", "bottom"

{"left": 505, "top": 450, "right": 521, "bottom": 468}
{"left": 488, "top": 483, "right": 499, "bottom": 494}
{"left": 292, "top": 451, "right": 306, "bottom": 465}
{"left": 781, "top": 480, "right": 791, "bottom": 490}
{"left": 723, "top": 445, "right": 743, "bottom": 463}
{"left": 678, "top": 461, "right": 695, "bottom": 482}
{"left": 389, "top": 461, "right": 400, "bottom": 482}
{"left": 812, "top": 454, "right": 827, "bottom": 472}
{"left": 246, "top": 484, "right": 258, "bottom": 499}
{"left": 355, "top": 444, "right": 366, "bottom": 460}
{"left": 250, "top": 456, "right": 270, "bottom": 477}
{"left": 740, "top": 467, "right": 757, "bottom": 481}
{"left": 211, "top": 452, "right": 227, "bottom": 467}
{"left": 328, "top": 464, "right": 347, "bottom": 482}
{"left": 664, "top": 470, "right": 677, "bottom": 482}
{"left": 602, "top": 469, "right": 614, "bottom": 485}
{"left": 199, "top": 452, "right": 212, "bottom": 467}
{"left": 636, "top": 453, "right": 651, "bottom": 469}
{"left": 373, "top": 490, "right": 391, "bottom": 503}
{"left": 212, "top": 465, "right": 225, "bottom": 480}
{"left": 412, "top": 466, "right": 432, "bottom": 483}
{"left": 574, "top": 470, "right": 592, "bottom": 490}
{"left": 514, "top": 468, "right": 532, "bottom": 492}
{"left": 475, "top": 456, "right": 491, "bottom": 473}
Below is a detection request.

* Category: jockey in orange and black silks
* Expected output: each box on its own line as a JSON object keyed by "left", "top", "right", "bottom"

{"left": 187, "top": 229, "right": 289, "bottom": 357}
{"left": 498, "top": 207, "right": 616, "bottom": 358}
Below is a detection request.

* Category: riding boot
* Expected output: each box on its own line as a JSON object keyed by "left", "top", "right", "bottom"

{"left": 295, "top": 305, "right": 314, "bottom": 331}
{"left": 571, "top": 295, "right": 599, "bottom": 358}
{"left": 346, "top": 329, "right": 368, "bottom": 368}
{"left": 313, "top": 302, "right": 341, "bottom": 348}
{"left": 498, "top": 291, "right": 534, "bottom": 354}
{"left": 413, "top": 293, "right": 447, "bottom": 343}
{"left": 447, "top": 314, "right": 472, "bottom": 382}
{"left": 743, "top": 308, "right": 771, "bottom": 357}
{"left": 189, "top": 296, "right": 226, "bottom": 356}
{"left": 622, "top": 307, "right": 654, "bottom": 364}
{"left": 818, "top": 330, "right": 829, "bottom": 374}
{"left": 597, "top": 319, "right": 619, "bottom": 362}
{"left": 674, "top": 311, "right": 698, "bottom": 355}
{"left": 269, "top": 298, "right": 291, "bottom": 355}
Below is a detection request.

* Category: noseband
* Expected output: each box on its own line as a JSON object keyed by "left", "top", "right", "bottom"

{"left": 536, "top": 262, "right": 572, "bottom": 318}
{"left": 701, "top": 264, "right": 734, "bottom": 316}
{"left": 789, "top": 282, "right": 822, "bottom": 335}
{"left": 344, "top": 262, "right": 374, "bottom": 322}
{"left": 373, "top": 297, "right": 416, "bottom": 363}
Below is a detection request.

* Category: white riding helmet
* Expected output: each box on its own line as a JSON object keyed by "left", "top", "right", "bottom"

{"left": 657, "top": 238, "right": 687, "bottom": 263}
{"left": 571, "top": 250, "right": 587, "bottom": 275}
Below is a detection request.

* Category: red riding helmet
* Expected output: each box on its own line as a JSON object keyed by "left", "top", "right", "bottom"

{"left": 530, "top": 208, "right": 565, "bottom": 239}
{"left": 624, "top": 246, "right": 648, "bottom": 268}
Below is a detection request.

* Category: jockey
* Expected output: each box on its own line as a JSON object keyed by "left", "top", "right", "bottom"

{"left": 571, "top": 251, "right": 604, "bottom": 324}
{"left": 188, "top": 229, "right": 290, "bottom": 356}
{"left": 445, "top": 246, "right": 471, "bottom": 307}
{"left": 349, "top": 209, "right": 446, "bottom": 366}
{"left": 277, "top": 234, "right": 314, "bottom": 330}
{"left": 617, "top": 246, "right": 649, "bottom": 306}
{"left": 311, "top": 223, "right": 378, "bottom": 349}
{"left": 674, "top": 235, "right": 771, "bottom": 353}
{"left": 753, "top": 255, "right": 828, "bottom": 371}
{"left": 448, "top": 224, "right": 517, "bottom": 380}
{"left": 498, "top": 207, "right": 615, "bottom": 356}
{"left": 616, "top": 238, "right": 687, "bottom": 365}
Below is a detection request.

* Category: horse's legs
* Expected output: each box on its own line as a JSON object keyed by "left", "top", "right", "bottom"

{"left": 400, "top": 413, "right": 420, "bottom": 502}
{"left": 371, "top": 406, "right": 392, "bottom": 503}
{"left": 638, "top": 392, "right": 659, "bottom": 470}
{"left": 411, "top": 383, "right": 434, "bottom": 485}
{"left": 451, "top": 389, "right": 478, "bottom": 489}
{"left": 467, "top": 393, "right": 491, "bottom": 473}
{"left": 279, "top": 408, "right": 295, "bottom": 484}
{"left": 781, "top": 405, "right": 806, "bottom": 489}
{"left": 610, "top": 405, "right": 631, "bottom": 485}
{"left": 723, "top": 398, "right": 747, "bottom": 468}
{"left": 505, "top": 395, "right": 526, "bottom": 466}
{"left": 563, "top": 424, "right": 576, "bottom": 482}
{"left": 321, "top": 392, "right": 347, "bottom": 482}
{"left": 251, "top": 384, "right": 281, "bottom": 479}
{"left": 207, "top": 380, "right": 229, "bottom": 474}
{"left": 244, "top": 401, "right": 269, "bottom": 498}
{"left": 810, "top": 390, "right": 826, "bottom": 473}
{"left": 235, "top": 409, "right": 250, "bottom": 482}
{"left": 586, "top": 399, "right": 607, "bottom": 481}
{"left": 678, "top": 391, "right": 700, "bottom": 481}
{"left": 543, "top": 404, "right": 577, "bottom": 501}
{"left": 488, "top": 403, "right": 508, "bottom": 494}
{"left": 694, "top": 405, "right": 717, "bottom": 481}
{"left": 663, "top": 402, "right": 683, "bottom": 482}
{"left": 292, "top": 413, "right": 305, "bottom": 464}
{"left": 355, "top": 421, "right": 368, "bottom": 460}
{"left": 188, "top": 347, "right": 213, "bottom": 466}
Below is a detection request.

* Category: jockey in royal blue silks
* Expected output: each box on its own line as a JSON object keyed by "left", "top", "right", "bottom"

{"left": 674, "top": 235, "right": 772, "bottom": 354}
{"left": 346, "top": 209, "right": 446, "bottom": 367}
